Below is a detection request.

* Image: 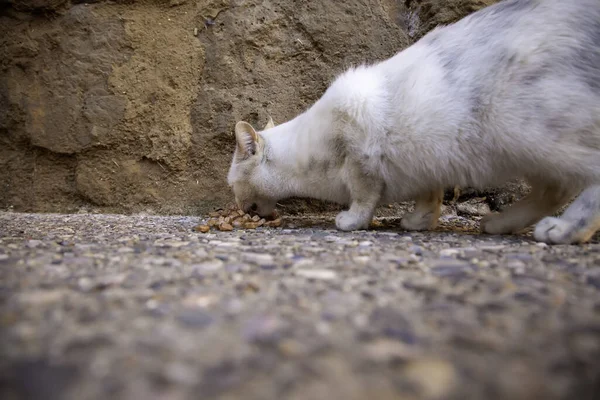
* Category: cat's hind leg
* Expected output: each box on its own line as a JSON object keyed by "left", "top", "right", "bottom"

{"left": 481, "top": 183, "right": 576, "bottom": 235}
{"left": 534, "top": 185, "right": 600, "bottom": 244}
{"left": 401, "top": 189, "right": 444, "bottom": 231}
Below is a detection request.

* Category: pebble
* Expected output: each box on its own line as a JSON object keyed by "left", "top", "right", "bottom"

{"left": 291, "top": 258, "right": 315, "bottom": 269}
{"left": 177, "top": 309, "right": 214, "bottom": 329}
{"left": 295, "top": 269, "right": 337, "bottom": 280}
{"left": 403, "top": 359, "right": 457, "bottom": 398}
{"left": 480, "top": 245, "right": 507, "bottom": 252}
{"left": 457, "top": 202, "right": 491, "bottom": 216}
{"left": 241, "top": 252, "right": 274, "bottom": 266}
{"left": 409, "top": 245, "right": 423, "bottom": 255}
{"left": 439, "top": 248, "right": 461, "bottom": 257}
{"left": 278, "top": 339, "right": 305, "bottom": 357}
{"left": 18, "top": 290, "right": 64, "bottom": 306}
{"left": 26, "top": 239, "right": 43, "bottom": 248}
{"left": 164, "top": 362, "right": 197, "bottom": 385}
{"left": 77, "top": 277, "right": 95, "bottom": 292}
{"left": 431, "top": 261, "right": 473, "bottom": 278}
{"left": 364, "top": 338, "right": 418, "bottom": 363}
{"left": 505, "top": 259, "right": 526, "bottom": 274}
{"left": 192, "top": 260, "right": 224, "bottom": 274}
{"left": 243, "top": 315, "right": 285, "bottom": 343}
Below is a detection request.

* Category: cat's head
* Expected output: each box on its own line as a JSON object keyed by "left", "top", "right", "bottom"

{"left": 227, "top": 117, "right": 279, "bottom": 217}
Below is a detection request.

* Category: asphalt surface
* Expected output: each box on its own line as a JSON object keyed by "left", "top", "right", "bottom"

{"left": 1, "top": 211, "right": 599, "bottom": 400}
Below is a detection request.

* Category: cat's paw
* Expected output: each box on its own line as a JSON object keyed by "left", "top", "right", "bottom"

{"left": 335, "top": 211, "right": 370, "bottom": 231}
{"left": 534, "top": 217, "right": 583, "bottom": 244}
{"left": 480, "top": 212, "right": 513, "bottom": 235}
{"left": 400, "top": 211, "right": 437, "bottom": 231}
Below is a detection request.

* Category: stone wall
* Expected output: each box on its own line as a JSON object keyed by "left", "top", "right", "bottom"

{"left": 0, "top": 0, "right": 506, "bottom": 215}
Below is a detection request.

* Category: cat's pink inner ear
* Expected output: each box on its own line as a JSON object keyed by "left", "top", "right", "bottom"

{"left": 235, "top": 121, "right": 259, "bottom": 156}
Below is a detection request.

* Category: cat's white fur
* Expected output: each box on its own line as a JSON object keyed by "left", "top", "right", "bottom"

{"left": 228, "top": 0, "right": 600, "bottom": 244}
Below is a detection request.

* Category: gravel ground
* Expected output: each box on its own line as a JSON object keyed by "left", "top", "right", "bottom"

{"left": 1, "top": 211, "right": 599, "bottom": 400}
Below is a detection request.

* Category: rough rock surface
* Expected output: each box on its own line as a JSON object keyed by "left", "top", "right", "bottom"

{"left": 0, "top": 0, "right": 527, "bottom": 216}
{"left": 0, "top": 0, "right": 406, "bottom": 214}
{"left": 1, "top": 211, "right": 600, "bottom": 399}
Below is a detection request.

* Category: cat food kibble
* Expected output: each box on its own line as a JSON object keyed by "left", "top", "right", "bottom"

{"left": 194, "top": 203, "right": 282, "bottom": 233}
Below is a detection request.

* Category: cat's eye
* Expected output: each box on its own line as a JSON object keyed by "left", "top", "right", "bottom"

{"left": 250, "top": 203, "right": 258, "bottom": 212}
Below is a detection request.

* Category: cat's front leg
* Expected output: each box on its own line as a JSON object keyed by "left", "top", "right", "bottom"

{"left": 335, "top": 162, "right": 384, "bottom": 231}
{"left": 401, "top": 189, "right": 444, "bottom": 231}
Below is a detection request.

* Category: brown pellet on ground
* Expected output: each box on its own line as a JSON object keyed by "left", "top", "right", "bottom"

{"left": 194, "top": 225, "right": 210, "bottom": 233}
{"left": 194, "top": 202, "right": 283, "bottom": 233}
{"left": 218, "top": 223, "right": 234, "bottom": 231}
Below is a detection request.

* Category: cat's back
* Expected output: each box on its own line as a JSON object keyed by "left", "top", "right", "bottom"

{"left": 420, "top": 0, "right": 599, "bottom": 91}
{"left": 374, "top": 0, "right": 600, "bottom": 189}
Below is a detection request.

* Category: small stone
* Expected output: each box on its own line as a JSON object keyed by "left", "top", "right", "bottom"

{"left": 506, "top": 259, "right": 526, "bottom": 273}
{"left": 177, "top": 309, "right": 214, "bottom": 328}
{"left": 364, "top": 339, "right": 418, "bottom": 363}
{"left": 480, "top": 245, "right": 506, "bottom": 252}
{"left": 278, "top": 339, "right": 305, "bottom": 357}
{"left": 182, "top": 294, "right": 216, "bottom": 308}
{"left": 243, "top": 222, "right": 260, "bottom": 229}
{"left": 409, "top": 245, "right": 423, "bottom": 255}
{"left": 164, "top": 362, "right": 197, "bottom": 385}
{"left": 235, "top": 281, "right": 261, "bottom": 293}
{"left": 208, "top": 211, "right": 220, "bottom": 218}
{"left": 251, "top": 215, "right": 260, "bottom": 222}
{"left": 403, "top": 359, "right": 457, "bottom": 398}
{"left": 439, "top": 248, "right": 460, "bottom": 257}
{"left": 457, "top": 202, "right": 490, "bottom": 216}
{"left": 77, "top": 277, "right": 95, "bottom": 292}
{"left": 243, "top": 315, "right": 285, "bottom": 343}
{"left": 295, "top": 269, "right": 337, "bottom": 280}
{"left": 170, "top": 0, "right": 188, "bottom": 7}
{"left": 258, "top": 218, "right": 266, "bottom": 226}
{"left": 18, "top": 290, "right": 64, "bottom": 306}
{"left": 242, "top": 252, "right": 274, "bottom": 266}
{"left": 26, "top": 239, "right": 43, "bottom": 248}
{"left": 431, "top": 261, "right": 473, "bottom": 278}
{"left": 192, "top": 260, "right": 224, "bottom": 274}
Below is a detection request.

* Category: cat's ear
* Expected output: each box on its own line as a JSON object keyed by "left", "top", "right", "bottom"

{"left": 235, "top": 121, "right": 259, "bottom": 158}
{"left": 263, "top": 116, "right": 275, "bottom": 130}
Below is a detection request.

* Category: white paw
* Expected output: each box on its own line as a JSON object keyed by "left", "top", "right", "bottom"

{"left": 534, "top": 217, "right": 580, "bottom": 244}
{"left": 335, "top": 211, "right": 369, "bottom": 231}
{"left": 480, "top": 213, "right": 511, "bottom": 235}
{"left": 400, "top": 211, "right": 436, "bottom": 231}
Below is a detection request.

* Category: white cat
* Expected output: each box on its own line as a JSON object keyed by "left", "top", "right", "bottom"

{"left": 227, "top": 0, "right": 600, "bottom": 244}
